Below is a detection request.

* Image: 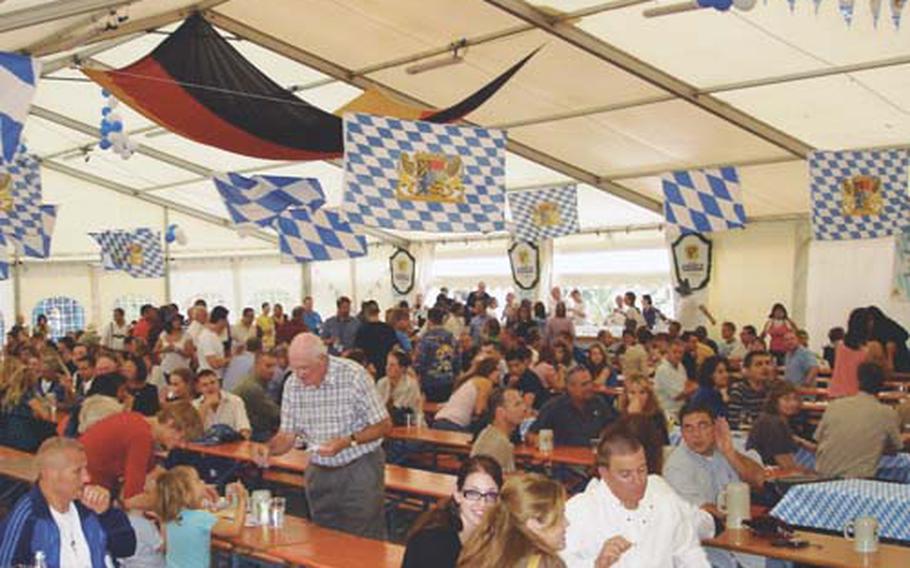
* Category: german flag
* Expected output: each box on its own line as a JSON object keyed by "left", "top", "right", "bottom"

{"left": 84, "top": 14, "right": 536, "bottom": 161}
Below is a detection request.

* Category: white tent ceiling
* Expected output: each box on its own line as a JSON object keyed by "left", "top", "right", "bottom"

{"left": 2, "top": 0, "right": 908, "bottom": 248}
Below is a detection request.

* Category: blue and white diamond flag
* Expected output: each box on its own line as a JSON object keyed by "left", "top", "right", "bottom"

{"left": 342, "top": 113, "right": 506, "bottom": 233}
{"left": 276, "top": 206, "right": 367, "bottom": 262}
{"left": 661, "top": 166, "right": 746, "bottom": 233}
{"left": 213, "top": 172, "right": 325, "bottom": 229}
{"left": 810, "top": 149, "right": 910, "bottom": 241}
{"left": 0, "top": 152, "right": 56, "bottom": 257}
{"left": 0, "top": 53, "right": 40, "bottom": 162}
{"left": 89, "top": 228, "right": 164, "bottom": 278}
{"left": 12, "top": 203, "right": 56, "bottom": 258}
{"left": 507, "top": 183, "right": 579, "bottom": 242}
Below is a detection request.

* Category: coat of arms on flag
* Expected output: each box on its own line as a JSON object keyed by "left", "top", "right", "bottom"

{"left": 89, "top": 228, "right": 164, "bottom": 278}
{"left": 810, "top": 149, "right": 910, "bottom": 240}
{"left": 507, "top": 184, "right": 579, "bottom": 242}
{"left": 0, "top": 52, "right": 40, "bottom": 162}
{"left": 342, "top": 113, "right": 506, "bottom": 233}
{"left": 661, "top": 167, "right": 746, "bottom": 234}
{"left": 0, "top": 151, "right": 57, "bottom": 258}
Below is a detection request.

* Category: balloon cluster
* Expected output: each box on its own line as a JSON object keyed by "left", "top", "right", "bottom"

{"left": 99, "top": 89, "right": 138, "bottom": 159}
{"left": 164, "top": 224, "right": 188, "bottom": 246}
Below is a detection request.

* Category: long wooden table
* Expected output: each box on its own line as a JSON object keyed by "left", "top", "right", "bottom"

{"left": 707, "top": 528, "right": 910, "bottom": 567}
{"left": 180, "top": 441, "right": 457, "bottom": 500}
{"left": 388, "top": 426, "right": 597, "bottom": 467}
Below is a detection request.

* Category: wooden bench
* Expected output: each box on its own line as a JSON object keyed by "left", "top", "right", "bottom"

{"left": 706, "top": 528, "right": 910, "bottom": 567}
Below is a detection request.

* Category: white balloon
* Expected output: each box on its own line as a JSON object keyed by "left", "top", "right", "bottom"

{"left": 733, "top": 0, "right": 757, "bottom": 10}
{"left": 108, "top": 113, "right": 122, "bottom": 123}
{"left": 127, "top": 139, "right": 139, "bottom": 152}
{"left": 108, "top": 98, "right": 120, "bottom": 109}
{"left": 175, "top": 227, "right": 188, "bottom": 246}
{"left": 120, "top": 150, "right": 131, "bottom": 160}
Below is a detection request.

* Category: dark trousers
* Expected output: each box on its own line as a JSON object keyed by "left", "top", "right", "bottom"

{"left": 304, "top": 448, "right": 387, "bottom": 540}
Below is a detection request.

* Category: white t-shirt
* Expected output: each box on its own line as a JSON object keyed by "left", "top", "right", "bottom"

{"left": 196, "top": 328, "right": 224, "bottom": 377}
{"left": 49, "top": 504, "right": 92, "bottom": 568}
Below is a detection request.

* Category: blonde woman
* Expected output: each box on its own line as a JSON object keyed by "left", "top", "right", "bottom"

{"left": 434, "top": 357, "right": 500, "bottom": 432}
{"left": 457, "top": 473, "right": 568, "bottom": 568}
{"left": 0, "top": 363, "right": 55, "bottom": 451}
{"left": 618, "top": 376, "right": 670, "bottom": 446}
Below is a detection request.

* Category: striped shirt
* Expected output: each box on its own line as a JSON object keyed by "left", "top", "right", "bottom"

{"left": 726, "top": 379, "right": 767, "bottom": 430}
{"left": 280, "top": 356, "right": 388, "bottom": 467}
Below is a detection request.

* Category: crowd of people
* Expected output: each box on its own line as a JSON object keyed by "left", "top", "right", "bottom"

{"left": 0, "top": 283, "right": 908, "bottom": 567}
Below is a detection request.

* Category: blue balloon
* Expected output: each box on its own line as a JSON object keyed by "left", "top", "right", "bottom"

{"left": 99, "top": 138, "right": 112, "bottom": 150}
{"left": 100, "top": 123, "right": 112, "bottom": 135}
{"left": 714, "top": 0, "right": 733, "bottom": 10}
{"left": 110, "top": 122, "right": 123, "bottom": 133}
{"left": 101, "top": 88, "right": 110, "bottom": 97}
{"left": 165, "top": 224, "right": 178, "bottom": 243}
{"left": 101, "top": 107, "right": 111, "bottom": 116}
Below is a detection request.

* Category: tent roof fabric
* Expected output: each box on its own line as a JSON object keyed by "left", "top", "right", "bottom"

{"left": 3, "top": 0, "right": 908, "bottom": 243}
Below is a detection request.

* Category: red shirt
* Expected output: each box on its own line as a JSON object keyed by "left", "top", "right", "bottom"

{"left": 80, "top": 412, "right": 155, "bottom": 500}
{"left": 132, "top": 318, "right": 151, "bottom": 342}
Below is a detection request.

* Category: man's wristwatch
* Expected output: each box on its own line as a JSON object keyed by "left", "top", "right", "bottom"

{"left": 349, "top": 434, "right": 359, "bottom": 448}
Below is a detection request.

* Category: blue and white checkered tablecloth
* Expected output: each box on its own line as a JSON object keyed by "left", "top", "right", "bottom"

{"left": 793, "top": 449, "right": 910, "bottom": 484}
{"left": 771, "top": 479, "right": 910, "bottom": 541}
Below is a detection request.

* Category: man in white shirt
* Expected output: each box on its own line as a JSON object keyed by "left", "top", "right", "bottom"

{"left": 231, "top": 307, "right": 257, "bottom": 350}
{"left": 561, "top": 429, "right": 709, "bottom": 567}
{"left": 0, "top": 437, "right": 135, "bottom": 566}
{"left": 654, "top": 339, "right": 689, "bottom": 418}
{"left": 193, "top": 369, "right": 252, "bottom": 439}
{"left": 101, "top": 308, "right": 129, "bottom": 353}
{"left": 197, "top": 306, "right": 231, "bottom": 380}
{"left": 547, "top": 286, "right": 563, "bottom": 316}
{"left": 622, "top": 291, "right": 646, "bottom": 329}
{"left": 717, "top": 321, "right": 748, "bottom": 361}
{"left": 185, "top": 304, "right": 208, "bottom": 344}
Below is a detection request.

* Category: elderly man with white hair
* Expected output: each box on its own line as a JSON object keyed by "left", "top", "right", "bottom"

{"left": 0, "top": 437, "right": 135, "bottom": 567}
{"left": 252, "top": 333, "right": 391, "bottom": 539}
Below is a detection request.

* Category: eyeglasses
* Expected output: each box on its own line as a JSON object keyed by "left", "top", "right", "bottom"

{"left": 462, "top": 489, "right": 499, "bottom": 503}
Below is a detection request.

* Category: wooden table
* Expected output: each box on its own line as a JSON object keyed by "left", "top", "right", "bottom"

{"left": 706, "top": 528, "right": 910, "bottom": 567}
{"left": 215, "top": 514, "right": 404, "bottom": 567}
{"left": 266, "top": 529, "right": 404, "bottom": 568}
{"left": 0, "top": 446, "right": 38, "bottom": 482}
{"left": 388, "top": 426, "right": 597, "bottom": 467}
{"left": 180, "top": 441, "right": 457, "bottom": 500}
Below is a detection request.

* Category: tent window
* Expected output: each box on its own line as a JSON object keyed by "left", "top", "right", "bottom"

{"left": 248, "top": 289, "right": 294, "bottom": 311}
{"left": 113, "top": 294, "right": 156, "bottom": 323}
{"left": 33, "top": 297, "right": 86, "bottom": 339}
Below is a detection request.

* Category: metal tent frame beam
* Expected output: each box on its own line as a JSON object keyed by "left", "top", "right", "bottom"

{"left": 203, "top": 9, "right": 662, "bottom": 213}
{"left": 484, "top": 0, "right": 813, "bottom": 159}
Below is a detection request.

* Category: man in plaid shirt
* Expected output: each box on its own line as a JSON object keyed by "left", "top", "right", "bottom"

{"left": 253, "top": 333, "right": 391, "bottom": 539}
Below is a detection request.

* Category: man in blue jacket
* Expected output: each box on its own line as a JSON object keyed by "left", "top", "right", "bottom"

{"left": 0, "top": 437, "right": 135, "bottom": 567}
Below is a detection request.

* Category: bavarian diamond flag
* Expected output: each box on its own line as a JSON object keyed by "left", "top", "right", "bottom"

{"left": 507, "top": 183, "right": 579, "bottom": 242}
{"left": 661, "top": 167, "right": 746, "bottom": 233}
{"left": 810, "top": 149, "right": 910, "bottom": 240}
{"left": 89, "top": 228, "right": 164, "bottom": 278}
{"left": 342, "top": 113, "right": 506, "bottom": 233}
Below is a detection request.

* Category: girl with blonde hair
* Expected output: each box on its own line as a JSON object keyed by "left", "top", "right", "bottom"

{"left": 155, "top": 466, "right": 247, "bottom": 567}
{"left": 457, "top": 473, "right": 568, "bottom": 568}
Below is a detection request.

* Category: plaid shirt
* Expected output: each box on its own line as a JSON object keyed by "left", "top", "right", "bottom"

{"left": 280, "top": 356, "right": 388, "bottom": 466}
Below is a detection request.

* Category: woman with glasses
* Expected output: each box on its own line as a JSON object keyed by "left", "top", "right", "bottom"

{"left": 457, "top": 473, "right": 568, "bottom": 568}
{"left": 402, "top": 455, "right": 504, "bottom": 568}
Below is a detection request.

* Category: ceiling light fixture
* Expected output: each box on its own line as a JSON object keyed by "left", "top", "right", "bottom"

{"left": 405, "top": 39, "right": 468, "bottom": 75}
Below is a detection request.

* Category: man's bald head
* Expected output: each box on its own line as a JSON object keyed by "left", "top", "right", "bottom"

{"left": 36, "top": 437, "right": 90, "bottom": 504}
{"left": 288, "top": 333, "right": 329, "bottom": 386}
{"left": 37, "top": 436, "right": 84, "bottom": 471}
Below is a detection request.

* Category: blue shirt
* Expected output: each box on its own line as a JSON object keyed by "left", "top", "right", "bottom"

{"left": 303, "top": 311, "right": 323, "bottom": 334}
{"left": 165, "top": 509, "right": 217, "bottom": 568}
{"left": 221, "top": 352, "right": 254, "bottom": 392}
{"left": 783, "top": 346, "right": 817, "bottom": 386}
{"left": 689, "top": 386, "right": 727, "bottom": 418}
{"left": 664, "top": 442, "right": 745, "bottom": 505}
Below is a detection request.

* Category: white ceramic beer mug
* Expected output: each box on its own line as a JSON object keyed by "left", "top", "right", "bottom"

{"left": 717, "top": 481, "right": 751, "bottom": 529}
{"left": 843, "top": 516, "right": 879, "bottom": 553}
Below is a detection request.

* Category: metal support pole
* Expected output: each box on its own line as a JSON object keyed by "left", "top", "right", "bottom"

{"left": 12, "top": 250, "right": 22, "bottom": 320}
{"left": 163, "top": 207, "right": 172, "bottom": 304}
